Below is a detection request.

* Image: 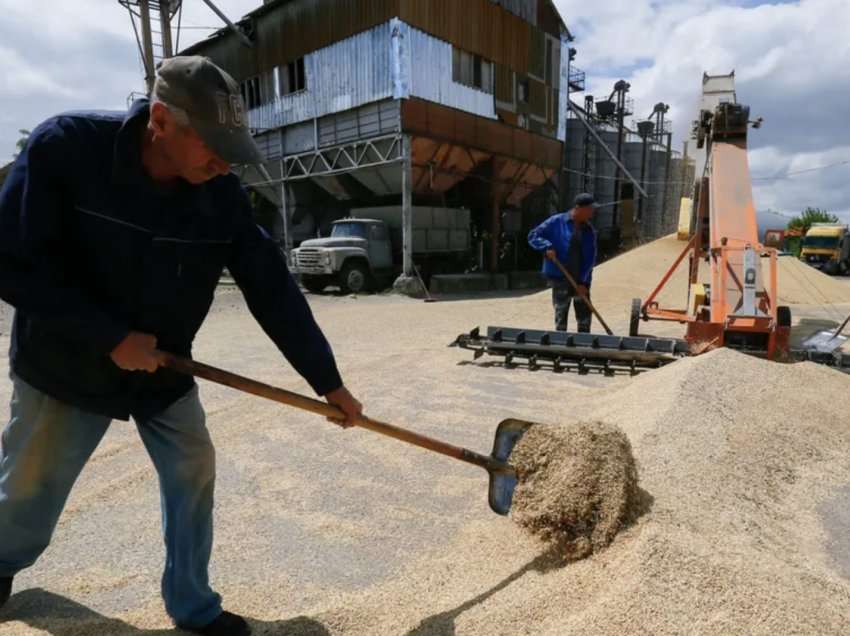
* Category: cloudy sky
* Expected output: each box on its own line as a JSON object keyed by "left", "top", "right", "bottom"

{"left": 1, "top": 0, "right": 848, "bottom": 221}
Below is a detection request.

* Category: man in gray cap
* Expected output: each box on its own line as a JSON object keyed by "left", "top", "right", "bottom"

{"left": 528, "top": 193, "right": 598, "bottom": 332}
{"left": 0, "top": 56, "right": 361, "bottom": 635}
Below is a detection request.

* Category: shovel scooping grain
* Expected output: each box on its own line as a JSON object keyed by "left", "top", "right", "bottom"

{"left": 510, "top": 421, "right": 640, "bottom": 560}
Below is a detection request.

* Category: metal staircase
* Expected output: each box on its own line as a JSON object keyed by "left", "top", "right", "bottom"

{"left": 119, "top": 0, "right": 182, "bottom": 91}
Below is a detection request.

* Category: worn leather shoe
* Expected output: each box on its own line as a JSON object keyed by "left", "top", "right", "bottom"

{"left": 179, "top": 610, "right": 251, "bottom": 636}
{"left": 0, "top": 577, "right": 12, "bottom": 609}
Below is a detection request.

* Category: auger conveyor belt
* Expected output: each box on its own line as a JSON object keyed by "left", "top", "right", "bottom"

{"left": 451, "top": 326, "right": 691, "bottom": 376}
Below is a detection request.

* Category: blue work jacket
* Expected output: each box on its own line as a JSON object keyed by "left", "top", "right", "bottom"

{"left": 0, "top": 99, "right": 342, "bottom": 420}
{"left": 527, "top": 211, "right": 597, "bottom": 285}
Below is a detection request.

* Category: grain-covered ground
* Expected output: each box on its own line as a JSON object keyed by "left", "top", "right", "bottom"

{"left": 1, "top": 236, "right": 849, "bottom": 635}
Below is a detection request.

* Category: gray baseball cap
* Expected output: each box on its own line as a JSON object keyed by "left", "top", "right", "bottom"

{"left": 152, "top": 56, "right": 264, "bottom": 165}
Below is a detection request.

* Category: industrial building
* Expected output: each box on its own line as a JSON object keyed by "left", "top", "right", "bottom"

{"left": 175, "top": 0, "right": 693, "bottom": 289}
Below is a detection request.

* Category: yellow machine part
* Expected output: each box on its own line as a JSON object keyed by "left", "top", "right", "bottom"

{"left": 690, "top": 283, "right": 707, "bottom": 315}
{"left": 677, "top": 197, "right": 693, "bottom": 241}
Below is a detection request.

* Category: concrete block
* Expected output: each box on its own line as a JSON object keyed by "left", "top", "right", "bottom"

{"left": 393, "top": 274, "right": 427, "bottom": 298}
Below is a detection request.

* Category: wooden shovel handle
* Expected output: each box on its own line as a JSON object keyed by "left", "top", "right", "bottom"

{"left": 548, "top": 254, "right": 614, "bottom": 335}
{"left": 156, "top": 352, "right": 508, "bottom": 474}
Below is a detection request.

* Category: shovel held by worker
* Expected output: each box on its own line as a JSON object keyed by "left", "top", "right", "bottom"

{"left": 156, "top": 351, "right": 534, "bottom": 515}
{"left": 547, "top": 253, "right": 613, "bottom": 336}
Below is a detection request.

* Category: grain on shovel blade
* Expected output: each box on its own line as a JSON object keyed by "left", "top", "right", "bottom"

{"left": 510, "top": 421, "right": 640, "bottom": 560}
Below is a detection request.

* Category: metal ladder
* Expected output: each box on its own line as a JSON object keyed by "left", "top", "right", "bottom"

{"left": 119, "top": 0, "right": 181, "bottom": 91}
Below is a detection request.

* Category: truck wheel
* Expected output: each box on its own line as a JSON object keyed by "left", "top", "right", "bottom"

{"left": 777, "top": 306, "right": 791, "bottom": 328}
{"left": 629, "top": 298, "right": 642, "bottom": 337}
{"left": 302, "top": 276, "right": 326, "bottom": 294}
{"left": 339, "top": 262, "right": 370, "bottom": 294}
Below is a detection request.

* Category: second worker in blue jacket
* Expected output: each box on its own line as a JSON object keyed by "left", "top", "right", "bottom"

{"left": 528, "top": 193, "right": 598, "bottom": 332}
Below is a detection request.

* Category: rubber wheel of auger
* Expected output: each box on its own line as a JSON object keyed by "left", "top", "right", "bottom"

{"left": 339, "top": 262, "right": 370, "bottom": 294}
{"left": 629, "top": 298, "right": 642, "bottom": 337}
{"left": 777, "top": 305, "right": 792, "bottom": 328}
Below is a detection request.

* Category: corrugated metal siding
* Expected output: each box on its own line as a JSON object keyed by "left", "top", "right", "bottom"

{"left": 191, "top": 0, "right": 566, "bottom": 97}
{"left": 255, "top": 130, "right": 283, "bottom": 160}
{"left": 189, "top": 0, "right": 399, "bottom": 80}
{"left": 282, "top": 121, "right": 316, "bottom": 155}
{"left": 253, "top": 0, "right": 399, "bottom": 75}
{"left": 495, "top": 64, "right": 515, "bottom": 107}
{"left": 311, "top": 23, "right": 392, "bottom": 115}
{"left": 528, "top": 78, "right": 547, "bottom": 118}
{"left": 399, "top": 0, "right": 530, "bottom": 73}
{"left": 193, "top": 30, "right": 257, "bottom": 81}
{"left": 318, "top": 100, "right": 400, "bottom": 147}
{"left": 404, "top": 23, "right": 497, "bottom": 120}
{"left": 247, "top": 22, "right": 393, "bottom": 131}
{"left": 536, "top": 0, "right": 564, "bottom": 37}
{"left": 402, "top": 98, "right": 562, "bottom": 169}
{"left": 528, "top": 26, "right": 545, "bottom": 79}
{"left": 490, "top": 0, "right": 538, "bottom": 26}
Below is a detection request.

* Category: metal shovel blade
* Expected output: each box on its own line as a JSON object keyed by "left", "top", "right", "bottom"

{"left": 487, "top": 418, "right": 537, "bottom": 515}
{"left": 801, "top": 330, "right": 848, "bottom": 354}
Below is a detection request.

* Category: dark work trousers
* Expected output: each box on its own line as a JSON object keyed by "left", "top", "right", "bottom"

{"left": 550, "top": 279, "right": 592, "bottom": 332}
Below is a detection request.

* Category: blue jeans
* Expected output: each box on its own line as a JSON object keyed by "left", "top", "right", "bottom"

{"left": 0, "top": 375, "right": 221, "bottom": 628}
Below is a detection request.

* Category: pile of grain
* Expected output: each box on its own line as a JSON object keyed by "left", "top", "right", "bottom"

{"left": 304, "top": 349, "right": 850, "bottom": 635}
{"left": 589, "top": 235, "right": 850, "bottom": 309}
{"left": 496, "top": 235, "right": 850, "bottom": 338}
{"left": 510, "top": 421, "right": 639, "bottom": 559}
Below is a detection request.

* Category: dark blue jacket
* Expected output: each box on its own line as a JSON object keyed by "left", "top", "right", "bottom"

{"left": 527, "top": 211, "right": 597, "bottom": 285}
{"left": 0, "top": 99, "right": 342, "bottom": 421}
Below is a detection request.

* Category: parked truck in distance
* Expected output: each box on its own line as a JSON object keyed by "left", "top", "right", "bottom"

{"left": 799, "top": 223, "right": 850, "bottom": 274}
{"left": 291, "top": 206, "right": 471, "bottom": 293}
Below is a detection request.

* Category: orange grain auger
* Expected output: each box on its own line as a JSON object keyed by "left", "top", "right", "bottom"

{"left": 631, "top": 73, "right": 791, "bottom": 359}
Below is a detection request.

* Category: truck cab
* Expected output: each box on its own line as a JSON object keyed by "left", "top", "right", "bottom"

{"left": 800, "top": 223, "right": 850, "bottom": 274}
{"left": 292, "top": 219, "right": 393, "bottom": 293}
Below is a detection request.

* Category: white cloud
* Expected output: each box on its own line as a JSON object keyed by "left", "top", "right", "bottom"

{"left": 750, "top": 145, "right": 850, "bottom": 219}
{"left": 557, "top": 0, "right": 850, "bottom": 220}
{"left": 0, "top": 45, "right": 80, "bottom": 99}
{"left": 1, "top": 0, "right": 848, "bottom": 222}
{"left": 0, "top": 0, "right": 260, "bottom": 162}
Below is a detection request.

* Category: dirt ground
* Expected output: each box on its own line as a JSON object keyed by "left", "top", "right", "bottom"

{"left": 1, "top": 236, "right": 849, "bottom": 635}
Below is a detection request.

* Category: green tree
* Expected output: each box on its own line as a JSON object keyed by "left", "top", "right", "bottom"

{"left": 787, "top": 207, "right": 839, "bottom": 235}
{"left": 13, "top": 129, "right": 31, "bottom": 159}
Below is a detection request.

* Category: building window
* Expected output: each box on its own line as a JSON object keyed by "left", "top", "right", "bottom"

{"left": 518, "top": 78, "right": 530, "bottom": 104}
{"left": 278, "top": 57, "right": 306, "bottom": 96}
{"left": 240, "top": 76, "right": 262, "bottom": 109}
{"left": 452, "top": 47, "right": 494, "bottom": 94}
